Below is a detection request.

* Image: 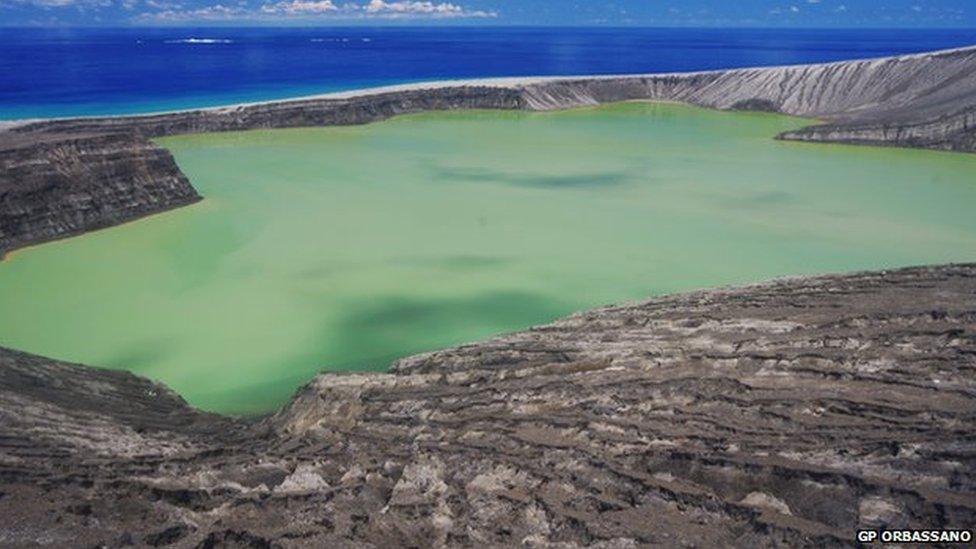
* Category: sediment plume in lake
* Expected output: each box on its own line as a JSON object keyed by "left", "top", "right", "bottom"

{"left": 1, "top": 264, "right": 974, "bottom": 547}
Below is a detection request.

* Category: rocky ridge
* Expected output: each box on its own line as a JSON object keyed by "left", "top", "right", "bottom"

{"left": 1, "top": 264, "right": 974, "bottom": 547}
{"left": 0, "top": 131, "right": 198, "bottom": 257}
{"left": 2, "top": 45, "right": 975, "bottom": 255}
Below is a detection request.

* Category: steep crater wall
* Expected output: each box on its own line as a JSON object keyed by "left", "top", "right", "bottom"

{"left": 0, "top": 132, "right": 199, "bottom": 257}
{"left": 8, "top": 86, "right": 525, "bottom": 139}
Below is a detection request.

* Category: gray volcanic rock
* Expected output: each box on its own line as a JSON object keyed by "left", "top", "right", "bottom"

{"left": 0, "top": 131, "right": 199, "bottom": 257}
{"left": 778, "top": 106, "right": 976, "bottom": 152}
{"left": 2, "top": 264, "right": 974, "bottom": 547}
{"left": 517, "top": 45, "right": 976, "bottom": 151}
{"left": 519, "top": 46, "right": 976, "bottom": 121}
{"left": 8, "top": 86, "right": 525, "bottom": 139}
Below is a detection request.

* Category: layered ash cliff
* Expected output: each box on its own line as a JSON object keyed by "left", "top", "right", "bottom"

{"left": 1, "top": 264, "right": 975, "bottom": 547}
{"left": 1, "top": 45, "right": 975, "bottom": 255}
{"left": 521, "top": 45, "right": 976, "bottom": 151}
{"left": 0, "top": 131, "right": 198, "bottom": 257}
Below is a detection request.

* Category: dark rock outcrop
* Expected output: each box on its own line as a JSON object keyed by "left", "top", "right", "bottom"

{"left": 7, "top": 86, "right": 525, "bottom": 140}
{"left": 779, "top": 105, "right": 976, "bottom": 152}
{"left": 2, "top": 264, "right": 974, "bottom": 547}
{"left": 0, "top": 131, "right": 199, "bottom": 257}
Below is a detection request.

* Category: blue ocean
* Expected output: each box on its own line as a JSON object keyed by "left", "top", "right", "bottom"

{"left": 2, "top": 27, "right": 976, "bottom": 120}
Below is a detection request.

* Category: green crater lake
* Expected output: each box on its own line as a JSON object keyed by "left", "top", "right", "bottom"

{"left": 3, "top": 103, "right": 976, "bottom": 414}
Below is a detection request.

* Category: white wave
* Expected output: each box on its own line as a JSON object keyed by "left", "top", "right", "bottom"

{"left": 164, "top": 38, "right": 234, "bottom": 45}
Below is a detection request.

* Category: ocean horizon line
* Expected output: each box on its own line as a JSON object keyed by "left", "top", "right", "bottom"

{"left": 4, "top": 24, "right": 976, "bottom": 29}
{"left": 4, "top": 26, "right": 976, "bottom": 121}
{"left": 4, "top": 41, "right": 974, "bottom": 126}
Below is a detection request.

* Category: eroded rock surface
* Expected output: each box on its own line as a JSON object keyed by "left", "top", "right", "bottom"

{"left": 1, "top": 264, "right": 974, "bottom": 547}
{"left": 0, "top": 131, "right": 198, "bottom": 257}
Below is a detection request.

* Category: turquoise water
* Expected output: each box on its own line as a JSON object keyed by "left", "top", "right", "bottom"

{"left": 2, "top": 103, "right": 975, "bottom": 414}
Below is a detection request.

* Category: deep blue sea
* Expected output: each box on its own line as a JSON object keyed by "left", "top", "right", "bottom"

{"left": 2, "top": 27, "right": 976, "bottom": 121}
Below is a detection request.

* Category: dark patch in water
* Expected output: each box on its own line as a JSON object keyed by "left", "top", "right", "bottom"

{"left": 747, "top": 191, "right": 794, "bottom": 205}
{"left": 320, "top": 291, "right": 571, "bottom": 370}
{"left": 388, "top": 255, "right": 512, "bottom": 271}
{"left": 100, "top": 339, "right": 175, "bottom": 371}
{"left": 295, "top": 263, "right": 348, "bottom": 280}
{"left": 206, "top": 291, "right": 573, "bottom": 414}
{"left": 429, "top": 165, "right": 631, "bottom": 189}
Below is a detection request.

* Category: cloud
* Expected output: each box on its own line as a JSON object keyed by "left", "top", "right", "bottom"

{"left": 3, "top": 0, "right": 111, "bottom": 7}
{"left": 261, "top": 0, "right": 337, "bottom": 13}
{"left": 136, "top": 3, "right": 247, "bottom": 20}
{"left": 137, "top": 0, "right": 494, "bottom": 20}
{"left": 769, "top": 4, "right": 801, "bottom": 15}
{"left": 363, "top": 0, "right": 493, "bottom": 18}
